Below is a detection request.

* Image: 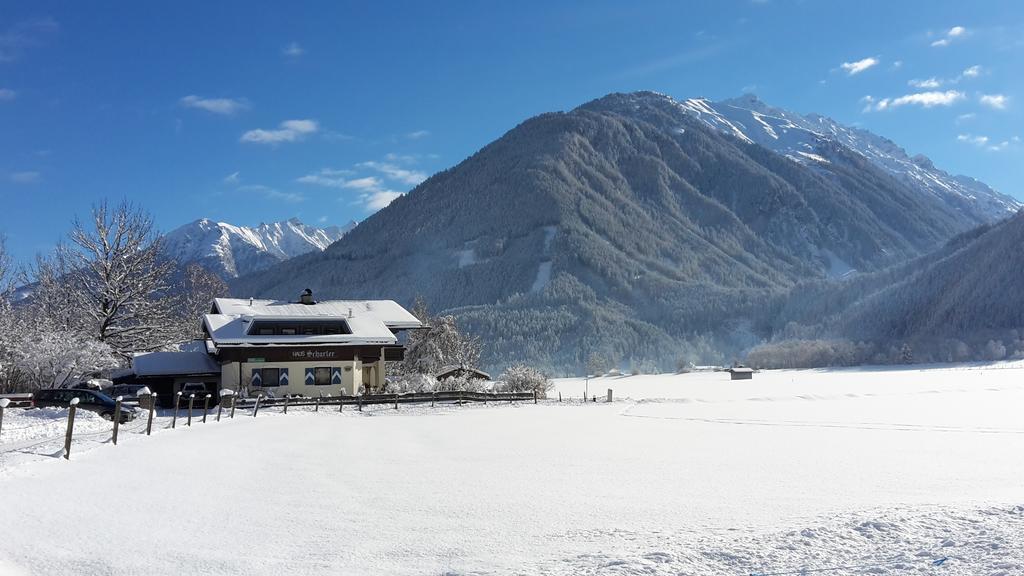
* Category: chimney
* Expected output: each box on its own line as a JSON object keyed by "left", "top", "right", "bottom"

{"left": 300, "top": 288, "right": 314, "bottom": 305}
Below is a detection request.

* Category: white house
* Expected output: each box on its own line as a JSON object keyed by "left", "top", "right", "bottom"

{"left": 203, "top": 290, "right": 423, "bottom": 397}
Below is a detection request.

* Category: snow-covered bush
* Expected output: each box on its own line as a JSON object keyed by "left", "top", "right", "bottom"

{"left": 434, "top": 373, "right": 486, "bottom": 393}
{"left": 387, "top": 372, "right": 437, "bottom": 394}
{"left": 495, "top": 364, "right": 552, "bottom": 397}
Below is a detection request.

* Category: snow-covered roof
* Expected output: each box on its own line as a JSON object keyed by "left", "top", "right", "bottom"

{"left": 205, "top": 297, "right": 422, "bottom": 347}
{"left": 132, "top": 352, "right": 221, "bottom": 376}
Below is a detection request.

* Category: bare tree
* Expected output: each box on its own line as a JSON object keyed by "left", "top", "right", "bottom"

{"left": 61, "top": 201, "right": 179, "bottom": 357}
{"left": 175, "top": 264, "right": 228, "bottom": 340}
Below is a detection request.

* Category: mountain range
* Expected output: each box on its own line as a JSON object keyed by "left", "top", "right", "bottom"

{"left": 230, "top": 92, "right": 1021, "bottom": 372}
{"left": 163, "top": 217, "right": 355, "bottom": 278}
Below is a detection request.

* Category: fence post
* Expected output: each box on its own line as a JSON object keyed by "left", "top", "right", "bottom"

{"left": 112, "top": 396, "right": 123, "bottom": 445}
{"left": 315, "top": 393, "right": 321, "bottom": 413}
{"left": 0, "top": 398, "right": 9, "bottom": 440}
{"left": 64, "top": 398, "right": 79, "bottom": 460}
{"left": 203, "top": 394, "right": 211, "bottom": 423}
{"left": 139, "top": 387, "right": 154, "bottom": 436}
{"left": 187, "top": 394, "right": 195, "bottom": 426}
{"left": 431, "top": 391, "right": 435, "bottom": 407}
{"left": 534, "top": 389, "right": 538, "bottom": 404}
{"left": 607, "top": 389, "right": 613, "bottom": 403}
{"left": 358, "top": 394, "right": 362, "bottom": 412}
{"left": 394, "top": 393, "right": 398, "bottom": 410}
{"left": 253, "top": 394, "right": 263, "bottom": 417}
{"left": 172, "top": 392, "right": 182, "bottom": 429}
{"left": 283, "top": 396, "right": 289, "bottom": 414}
{"left": 558, "top": 391, "right": 562, "bottom": 403}
{"left": 230, "top": 394, "right": 236, "bottom": 419}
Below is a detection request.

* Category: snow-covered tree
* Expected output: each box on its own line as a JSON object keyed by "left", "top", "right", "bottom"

{"left": 495, "top": 364, "right": 552, "bottom": 397}
{"left": 174, "top": 264, "right": 228, "bottom": 340}
{"left": 13, "top": 322, "right": 118, "bottom": 389}
{"left": 53, "top": 201, "right": 179, "bottom": 357}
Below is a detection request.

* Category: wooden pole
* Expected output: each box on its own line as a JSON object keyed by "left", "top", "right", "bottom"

{"left": 358, "top": 393, "right": 362, "bottom": 412}
{"left": 216, "top": 398, "right": 223, "bottom": 422}
{"left": 0, "top": 398, "right": 9, "bottom": 440}
{"left": 283, "top": 396, "right": 289, "bottom": 414}
{"left": 394, "top": 393, "right": 398, "bottom": 410}
{"left": 606, "top": 389, "right": 613, "bottom": 403}
{"left": 558, "top": 391, "right": 562, "bottom": 403}
{"left": 145, "top": 394, "right": 155, "bottom": 436}
{"left": 253, "top": 394, "right": 262, "bottom": 417}
{"left": 172, "top": 392, "right": 182, "bottom": 429}
{"left": 431, "top": 391, "right": 435, "bottom": 407}
{"left": 203, "top": 394, "right": 211, "bottom": 423}
{"left": 316, "top": 393, "right": 321, "bottom": 413}
{"left": 112, "top": 396, "right": 123, "bottom": 445}
{"left": 64, "top": 398, "right": 79, "bottom": 460}
{"left": 534, "top": 389, "right": 538, "bottom": 404}
{"left": 230, "top": 395, "right": 236, "bottom": 419}
{"left": 187, "top": 394, "right": 195, "bottom": 426}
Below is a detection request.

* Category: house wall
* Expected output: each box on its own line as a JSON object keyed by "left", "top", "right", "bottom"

{"left": 220, "top": 359, "right": 365, "bottom": 397}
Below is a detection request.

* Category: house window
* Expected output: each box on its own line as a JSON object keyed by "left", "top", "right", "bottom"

{"left": 315, "top": 367, "right": 331, "bottom": 385}
{"left": 281, "top": 328, "right": 296, "bottom": 335}
{"left": 257, "top": 328, "right": 274, "bottom": 336}
{"left": 256, "top": 368, "right": 282, "bottom": 386}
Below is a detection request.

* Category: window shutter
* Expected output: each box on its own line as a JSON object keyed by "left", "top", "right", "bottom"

{"left": 279, "top": 369, "right": 290, "bottom": 387}
{"left": 331, "top": 367, "right": 342, "bottom": 385}
{"left": 251, "top": 368, "right": 262, "bottom": 387}
{"left": 305, "top": 368, "right": 315, "bottom": 385}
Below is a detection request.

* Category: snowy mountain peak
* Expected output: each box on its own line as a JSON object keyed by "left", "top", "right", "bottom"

{"left": 163, "top": 217, "right": 355, "bottom": 278}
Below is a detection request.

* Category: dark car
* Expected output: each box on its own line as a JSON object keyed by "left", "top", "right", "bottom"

{"left": 107, "top": 384, "right": 147, "bottom": 401}
{"left": 31, "top": 388, "right": 137, "bottom": 423}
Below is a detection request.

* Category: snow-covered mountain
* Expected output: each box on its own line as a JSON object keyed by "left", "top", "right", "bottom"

{"left": 163, "top": 217, "right": 355, "bottom": 278}
{"left": 669, "top": 93, "right": 1020, "bottom": 222}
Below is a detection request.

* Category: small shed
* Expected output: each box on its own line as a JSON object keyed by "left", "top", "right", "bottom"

{"left": 727, "top": 367, "right": 754, "bottom": 380}
{"left": 435, "top": 365, "right": 491, "bottom": 382}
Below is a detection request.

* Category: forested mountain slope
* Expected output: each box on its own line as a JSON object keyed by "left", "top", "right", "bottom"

{"left": 233, "top": 92, "right": 1011, "bottom": 372}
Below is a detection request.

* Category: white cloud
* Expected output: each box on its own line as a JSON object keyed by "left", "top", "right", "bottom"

{"left": 961, "top": 65, "right": 982, "bottom": 78}
{"left": 236, "top": 184, "right": 303, "bottom": 203}
{"left": 840, "top": 57, "right": 878, "bottom": 75}
{"left": 405, "top": 130, "right": 430, "bottom": 140}
{"left": 908, "top": 77, "right": 941, "bottom": 89}
{"left": 296, "top": 169, "right": 383, "bottom": 191}
{"left": 10, "top": 171, "right": 40, "bottom": 183}
{"left": 957, "top": 134, "right": 989, "bottom": 146}
{"left": 956, "top": 113, "right": 977, "bottom": 123}
{"left": 980, "top": 94, "right": 1008, "bottom": 110}
{"left": 240, "top": 119, "right": 319, "bottom": 144}
{"left": 869, "top": 90, "right": 965, "bottom": 111}
{"left": 180, "top": 95, "right": 248, "bottom": 115}
{"left": 283, "top": 42, "right": 304, "bottom": 57}
{"left": 357, "top": 161, "right": 426, "bottom": 186}
{"left": 364, "top": 191, "right": 403, "bottom": 210}
{"left": 223, "top": 171, "right": 241, "bottom": 184}
{"left": 0, "top": 88, "right": 15, "bottom": 101}
{"left": 931, "top": 26, "right": 968, "bottom": 47}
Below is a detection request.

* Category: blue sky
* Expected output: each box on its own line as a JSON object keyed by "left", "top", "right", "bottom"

{"left": 1, "top": 1, "right": 1021, "bottom": 262}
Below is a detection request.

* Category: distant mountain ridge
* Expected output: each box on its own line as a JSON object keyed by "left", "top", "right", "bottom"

{"left": 231, "top": 91, "right": 1020, "bottom": 372}
{"left": 163, "top": 217, "right": 355, "bottom": 278}
{"left": 635, "top": 92, "right": 1019, "bottom": 222}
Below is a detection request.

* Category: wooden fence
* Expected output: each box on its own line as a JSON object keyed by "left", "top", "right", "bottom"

{"left": 235, "top": 390, "right": 538, "bottom": 411}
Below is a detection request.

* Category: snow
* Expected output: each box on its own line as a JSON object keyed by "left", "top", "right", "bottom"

{"left": 131, "top": 351, "right": 221, "bottom": 376}
{"left": 530, "top": 260, "right": 553, "bottom": 293}
{"left": 1, "top": 363, "right": 1023, "bottom": 575}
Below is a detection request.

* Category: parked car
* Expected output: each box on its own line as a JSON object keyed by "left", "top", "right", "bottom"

{"left": 31, "top": 388, "right": 137, "bottom": 423}
{"left": 107, "top": 384, "right": 147, "bottom": 401}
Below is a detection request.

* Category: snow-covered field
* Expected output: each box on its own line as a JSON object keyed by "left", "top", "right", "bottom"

{"left": 1, "top": 363, "right": 1023, "bottom": 575}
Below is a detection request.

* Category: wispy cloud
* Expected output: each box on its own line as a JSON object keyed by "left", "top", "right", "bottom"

{"left": 283, "top": 42, "right": 304, "bottom": 57}
{"left": 180, "top": 95, "right": 249, "bottom": 115}
{"left": 908, "top": 77, "right": 941, "bottom": 89}
{"left": 357, "top": 161, "right": 426, "bottom": 186}
{"left": 961, "top": 65, "right": 982, "bottom": 78}
{"left": 240, "top": 119, "right": 319, "bottom": 144}
{"left": 956, "top": 112, "right": 977, "bottom": 124}
{"left": 931, "top": 25, "right": 967, "bottom": 47}
{"left": 0, "top": 88, "right": 14, "bottom": 101}
{"left": 296, "top": 156, "right": 428, "bottom": 212}
{"left": 864, "top": 90, "right": 965, "bottom": 112}
{"left": 980, "top": 94, "right": 1009, "bottom": 110}
{"left": 619, "top": 42, "right": 731, "bottom": 78}
{"left": 10, "top": 171, "right": 40, "bottom": 184}
{"left": 0, "top": 17, "right": 59, "bottom": 62}
{"left": 223, "top": 171, "right": 241, "bottom": 184}
{"left": 236, "top": 184, "right": 303, "bottom": 203}
{"left": 958, "top": 133, "right": 1013, "bottom": 152}
{"left": 840, "top": 57, "right": 878, "bottom": 75}
{"left": 405, "top": 129, "right": 430, "bottom": 140}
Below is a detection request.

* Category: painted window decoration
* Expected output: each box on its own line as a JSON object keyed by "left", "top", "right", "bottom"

{"left": 305, "top": 367, "right": 337, "bottom": 385}
{"left": 331, "top": 367, "right": 343, "bottom": 385}
{"left": 252, "top": 367, "right": 284, "bottom": 387}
